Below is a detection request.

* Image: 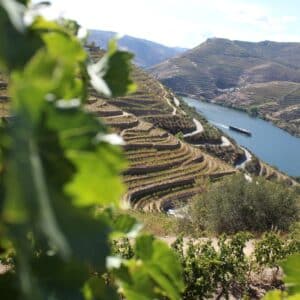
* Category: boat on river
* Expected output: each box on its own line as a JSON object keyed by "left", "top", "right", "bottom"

{"left": 229, "top": 125, "right": 252, "bottom": 136}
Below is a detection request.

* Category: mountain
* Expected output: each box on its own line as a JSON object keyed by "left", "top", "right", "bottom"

{"left": 88, "top": 29, "right": 187, "bottom": 68}
{"left": 150, "top": 38, "right": 300, "bottom": 136}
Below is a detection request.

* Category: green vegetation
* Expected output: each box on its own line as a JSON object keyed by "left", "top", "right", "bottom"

{"left": 173, "top": 233, "right": 252, "bottom": 299}
{"left": 254, "top": 232, "right": 300, "bottom": 268}
{"left": 0, "top": 2, "right": 184, "bottom": 299}
{"left": 186, "top": 174, "right": 299, "bottom": 234}
{"left": 128, "top": 210, "right": 180, "bottom": 236}
{"left": 263, "top": 253, "right": 300, "bottom": 299}
{"left": 113, "top": 231, "right": 300, "bottom": 299}
{"left": 248, "top": 105, "right": 259, "bottom": 117}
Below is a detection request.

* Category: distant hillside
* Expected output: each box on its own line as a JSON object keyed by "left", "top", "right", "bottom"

{"left": 150, "top": 38, "right": 300, "bottom": 136}
{"left": 88, "top": 29, "right": 187, "bottom": 68}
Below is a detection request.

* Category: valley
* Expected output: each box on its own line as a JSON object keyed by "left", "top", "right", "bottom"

{"left": 86, "top": 45, "right": 298, "bottom": 211}
{"left": 184, "top": 97, "right": 300, "bottom": 177}
{"left": 150, "top": 38, "right": 300, "bottom": 137}
{"left": 0, "top": 44, "right": 297, "bottom": 214}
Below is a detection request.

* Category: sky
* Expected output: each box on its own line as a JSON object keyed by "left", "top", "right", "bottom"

{"left": 36, "top": 0, "right": 300, "bottom": 48}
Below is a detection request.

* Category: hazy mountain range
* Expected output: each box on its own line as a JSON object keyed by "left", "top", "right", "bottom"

{"left": 88, "top": 29, "right": 187, "bottom": 68}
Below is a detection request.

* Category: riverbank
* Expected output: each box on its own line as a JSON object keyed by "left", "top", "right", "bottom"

{"left": 209, "top": 99, "right": 300, "bottom": 138}
{"left": 181, "top": 94, "right": 300, "bottom": 138}
{"left": 183, "top": 97, "right": 300, "bottom": 177}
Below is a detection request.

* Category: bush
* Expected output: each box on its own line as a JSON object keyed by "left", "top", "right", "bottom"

{"left": 248, "top": 106, "right": 259, "bottom": 117}
{"left": 189, "top": 174, "right": 299, "bottom": 234}
{"left": 172, "top": 233, "right": 252, "bottom": 299}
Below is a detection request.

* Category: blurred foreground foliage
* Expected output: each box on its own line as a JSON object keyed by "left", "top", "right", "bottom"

{"left": 0, "top": 1, "right": 184, "bottom": 299}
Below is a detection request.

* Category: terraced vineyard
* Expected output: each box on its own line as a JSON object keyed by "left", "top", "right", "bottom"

{"left": 87, "top": 98, "right": 236, "bottom": 211}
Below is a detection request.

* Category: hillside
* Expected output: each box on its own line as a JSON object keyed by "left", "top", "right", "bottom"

{"left": 87, "top": 45, "right": 297, "bottom": 211}
{"left": 0, "top": 46, "right": 296, "bottom": 213}
{"left": 88, "top": 29, "right": 186, "bottom": 68}
{"left": 150, "top": 38, "right": 300, "bottom": 136}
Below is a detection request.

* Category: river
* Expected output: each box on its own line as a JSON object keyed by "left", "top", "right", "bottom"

{"left": 183, "top": 97, "right": 300, "bottom": 177}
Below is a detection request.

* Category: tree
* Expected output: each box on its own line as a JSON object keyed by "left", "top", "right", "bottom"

{"left": 189, "top": 174, "right": 299, "bottom": 234}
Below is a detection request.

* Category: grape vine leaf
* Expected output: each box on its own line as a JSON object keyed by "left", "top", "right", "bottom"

{"left": 111, "top": 234, "right": 184, "bottom": 300}
{"left": 88, "top": 39, "right": 137, "bottom": 97}
{"left": 282, "top": 254, "right": 300, "bottom": 295}
{"left": 0, "top": 2, "right": 43, "bottom": 71}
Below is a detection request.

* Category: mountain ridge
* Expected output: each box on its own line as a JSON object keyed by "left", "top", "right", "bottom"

{"left": 150, "top": 37, "right": 300, "bottom": 137}
{"left": 88, "top": 29, "right": 187, "bottom": 68}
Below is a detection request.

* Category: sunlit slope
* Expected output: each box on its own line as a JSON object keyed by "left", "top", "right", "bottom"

{"left": 150, "top": 38, "right": 300, "bottom": 136}
{"left": 87, "top": 98, "right": 236, "bottom": 211}
{"left": 87, "top": 45, "right": 297, "bottom": 210}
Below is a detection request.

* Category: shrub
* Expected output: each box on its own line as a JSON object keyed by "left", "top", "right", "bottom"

{"left": 248, "top": 106, "right": 259, "bottom": 117}
{"left": 172, "top": 233, "right": 252, "bottom": 299}
{"left": 189, "top": 174, "right": 299, "bottom": 234}
{"left": 254, "top": 231, "right": 300, "bottom": 268}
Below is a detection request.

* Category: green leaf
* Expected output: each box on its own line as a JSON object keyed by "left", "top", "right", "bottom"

{"left": 263, "top": 290, "right": 285, "bottom": 300}
{"left": 112, "top": 235, "right": 184, "bottom": 300}
{"left": 0, "top": 0, "right": 26, "bottom": 32}
{"left": 113, "top": 262, "right": 158, "bottom": 300}
{"left": 65, "top": 145, "right": 126, "bottom": 208}
{"left": 88, "top": 39, "right": 137, "bottom": 97}
{"left": 0, "top": 271, "right": 20, "bottom": 300}
{"left": 103, "top": 40, "right": 137, "bottom": 97}
{"left": 11, "top": 49, "right": 84, "bottom": 123}
{"left": 83, "top": 277, "right": 118, "bottom": 300}
{"left": 3, "top": 118, "right": 70, "bottom": 258}
{"left": 135, "top": 235, "right": 154, "bottom": 261}
{"left": 42, "top": 31, "right": 87, "bottom": 63}
{"left": 31, "top": 254, "right": 90, "bottom": 300}
{"left": 282, "top": 254, "right": 300, "bottom": 295}
{"left": 52, "top": 202, "right": 111, "bottom": 273}
{"left": 0, "top": 3, "right": 44, "bottom": 71}
{"left": 112, "top": 214, "right": 142, "bottom": 238}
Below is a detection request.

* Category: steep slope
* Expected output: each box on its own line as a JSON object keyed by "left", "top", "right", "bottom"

{"left": 88, "top": 29, "right": 187, "bottom": 68}
{"left": 87, "top": 99, "right": 236, "bottom": 211}
{"left": 87, "top": 46, "right": 298, "bottom": 205}
{"left": 150, "top": 38, "right": 300, "bottom": 136}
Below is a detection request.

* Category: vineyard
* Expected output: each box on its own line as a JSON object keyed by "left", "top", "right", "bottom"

{"left": 84, "top": 45, "right": 298, "bottom": 211}
{"left": 87, "top": 97, "right": 236, "bottom": 211}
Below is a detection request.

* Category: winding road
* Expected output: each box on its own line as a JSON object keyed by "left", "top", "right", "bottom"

{"left": 235, "top": 147, "right": 252, "bottom": 169}
{"left": 183, "top": 118, "right": 204, "bottom": 137}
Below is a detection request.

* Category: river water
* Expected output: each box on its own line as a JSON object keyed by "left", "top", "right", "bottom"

{"left": 183, "top": 97, "right": 300, "bottom": 177}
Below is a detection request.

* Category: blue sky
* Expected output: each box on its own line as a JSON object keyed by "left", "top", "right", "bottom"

{"left": 39, "top": 0, "right": 300, "bottom": 48}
